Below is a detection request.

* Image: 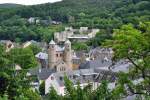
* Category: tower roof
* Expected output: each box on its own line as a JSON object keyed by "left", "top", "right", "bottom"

{"left": 65, "top": 40, "right": 71, "bottom": 44}
{"left": 49, "top": 40, "right": 56, "bottom": 45}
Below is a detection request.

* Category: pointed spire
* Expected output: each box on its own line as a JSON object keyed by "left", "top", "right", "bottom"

{"left": 49, "top": 40, "right": 56, "bottom": 45}
{"left": 65, "top": 40, "right": 71, "bottom": 44}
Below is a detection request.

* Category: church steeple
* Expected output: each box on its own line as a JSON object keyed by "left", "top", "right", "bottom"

{"left": 64, "top": 40, "right": 72, "bottom": 70}
{"left": 48, "top": 40, "right": 56, "bottom": 69}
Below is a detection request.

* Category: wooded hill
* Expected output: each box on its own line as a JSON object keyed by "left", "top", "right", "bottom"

{"left": 1, "top": 0, "right": 150, "bottom": 28}
{"left": 0, "top": 0, "right": 149, "bottom": 42}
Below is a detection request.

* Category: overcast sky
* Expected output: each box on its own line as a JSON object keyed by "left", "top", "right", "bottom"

{"left": 0, "top": 0, "right": 62, "bottom": 5}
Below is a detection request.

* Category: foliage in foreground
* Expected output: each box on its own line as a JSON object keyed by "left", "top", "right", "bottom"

{"left": 0, "top": 45, "right": 41, "bottom": 100}
{"left": 104, "top": 22, "right": 150, "bottom": 98}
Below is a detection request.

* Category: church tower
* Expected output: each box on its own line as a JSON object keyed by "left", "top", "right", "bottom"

{"left": 48, "top": 40, "right": 56, "bottom": 69}
{"left": 64, "top": 40, "right": 72, "bottom": 70}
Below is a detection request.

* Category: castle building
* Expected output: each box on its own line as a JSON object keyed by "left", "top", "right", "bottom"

{"left": 54, "top": 27, "right": 99, "bottom": 43}
{"left": 48, "top": 40, "right": 72, "bottom": 71}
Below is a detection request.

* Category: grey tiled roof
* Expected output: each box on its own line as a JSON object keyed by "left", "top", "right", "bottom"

{"left": 35, "top": 52, "right": 48, "bottom": 59}
{"left": 79, "top": 59, "right": 112, "bottom": 69}
{"left": 89, "top": 47, "right": 113, "bottom": 55}
{"left": 111, "top": 61, "right": 132, "bottom": 73}
{"left": 29, "top": 68, "right": 54, "bottom": 80}
{"left": 52, "top": 69, "right": 102, "bottom": 87}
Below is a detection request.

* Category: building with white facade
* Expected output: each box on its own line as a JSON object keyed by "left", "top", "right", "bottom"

{"left": 54, "top": 27, "right": 100, "bottom": 43}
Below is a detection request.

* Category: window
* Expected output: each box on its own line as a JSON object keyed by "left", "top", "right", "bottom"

{"left": 60, "top": 76, "right": 63, "bottom": 81}
{"left": 61, "top": 67, "right": 63, "bottom": 71}
{"left": 51, "top": 76, "right": 54, "bottom": 80}
{"left": 52, "top": 45, "right": 54, "bottom": 48}
{"left": 61, "top": 67, "right": 65, "bottom": 71}
{"left": 83, "top": 75, "right": 85, "bottom": 79}
{"left": 8, "top": 44, "right": 12, "bottom": 48}
{"left": 56, "top": 54, "right": 58, "bottom": 57}
{"left": 60, "top": 67, "right": 62, "bottom": 71}
{"left": 73, "top": 75, "right": 76, "bottom": 79}
{"left": 93, "top": 74, "right": 97, "bottom": 78}
{"left": 54, "top": 66, "right": 57, "bottom": 71}
{"left": 69, "top": 75, "right": 72, "bottom": 78}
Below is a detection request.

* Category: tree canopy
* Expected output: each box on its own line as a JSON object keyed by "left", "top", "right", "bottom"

{"left": 0, "top": 0, "right": 149, "bottom": 42}
{"left": 0, "top": 45, "right": 40, "bottom": 99}
{"left": 104, "top": 22, "right": 150, "bottom": 98}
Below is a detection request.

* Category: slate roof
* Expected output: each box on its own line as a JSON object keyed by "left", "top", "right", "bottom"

{"left": 29, "top": 67, "right": 54, "bottom": 80}
{"left": 89, "top": 47, "right": 113, "bottom": 55}
{"left": 74, "top": 50, "right": 88, "bottom": 58}
{"left": 56, "top": 45, "right": 64, "bottom": 52}
{"left": 110, "top": 60, "right": 132, "bottom": 73}
{"left": 50, "top": 67, "right": 119, "bottom": 87}
{"left": 35, "top": 52, "right": 48, "bottom": 59}
{"left": 52, "top": 69, "right": 98, "bottom": 86}
{"left": 79, "top": 59, "right": 112, "bottom": 69}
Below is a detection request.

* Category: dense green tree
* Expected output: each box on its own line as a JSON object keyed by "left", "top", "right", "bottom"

{"left": 0, "top": 73, "right": 9, "bottom": 96}
{"left": 72, "top": 42, "right": 89, "bottom": 51}
{"left": 9, "top": 48, "right": 38, "bottom": 69}
{"left": 22, "top": 89, "right": 41, "bottom": 100}
{"left": 48, "top": 86, "right": 60, "bottom": 100}
{"left": 0, "top": 45, "right": 40, "bottom": 99}
{"left": 92, "top": 81, "right": 111, "bottom": 100}
{"left": 39, "top": 81, "right": 45, "bottom": 96}
{"left": 87, "top": 29, "right": 112, "bottom": 47}
{"left": 27, "top": 44, "right": 42, "bottom": 55}
{"left": 104, "top": 22, "right": 150, "bottom": 98}
{"left": 0, "top": 95, "right": 8, "bottom": 100}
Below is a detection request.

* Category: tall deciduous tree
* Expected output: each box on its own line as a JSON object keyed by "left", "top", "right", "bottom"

{"left": 9, "top": 48, "right": 38, "bottom": 69}
{"left": 48, "top": 86, "right": 60, "bottom": 100}
{"left": 104, "top": 22, "right": 150, "bottom": 98}
{"left": 0, "top": 44, "right": 40, "bottom": 99}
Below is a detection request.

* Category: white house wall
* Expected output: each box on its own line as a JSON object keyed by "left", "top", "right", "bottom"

{"left": 45, "top": 75, "right": 60, "bottom": 94}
